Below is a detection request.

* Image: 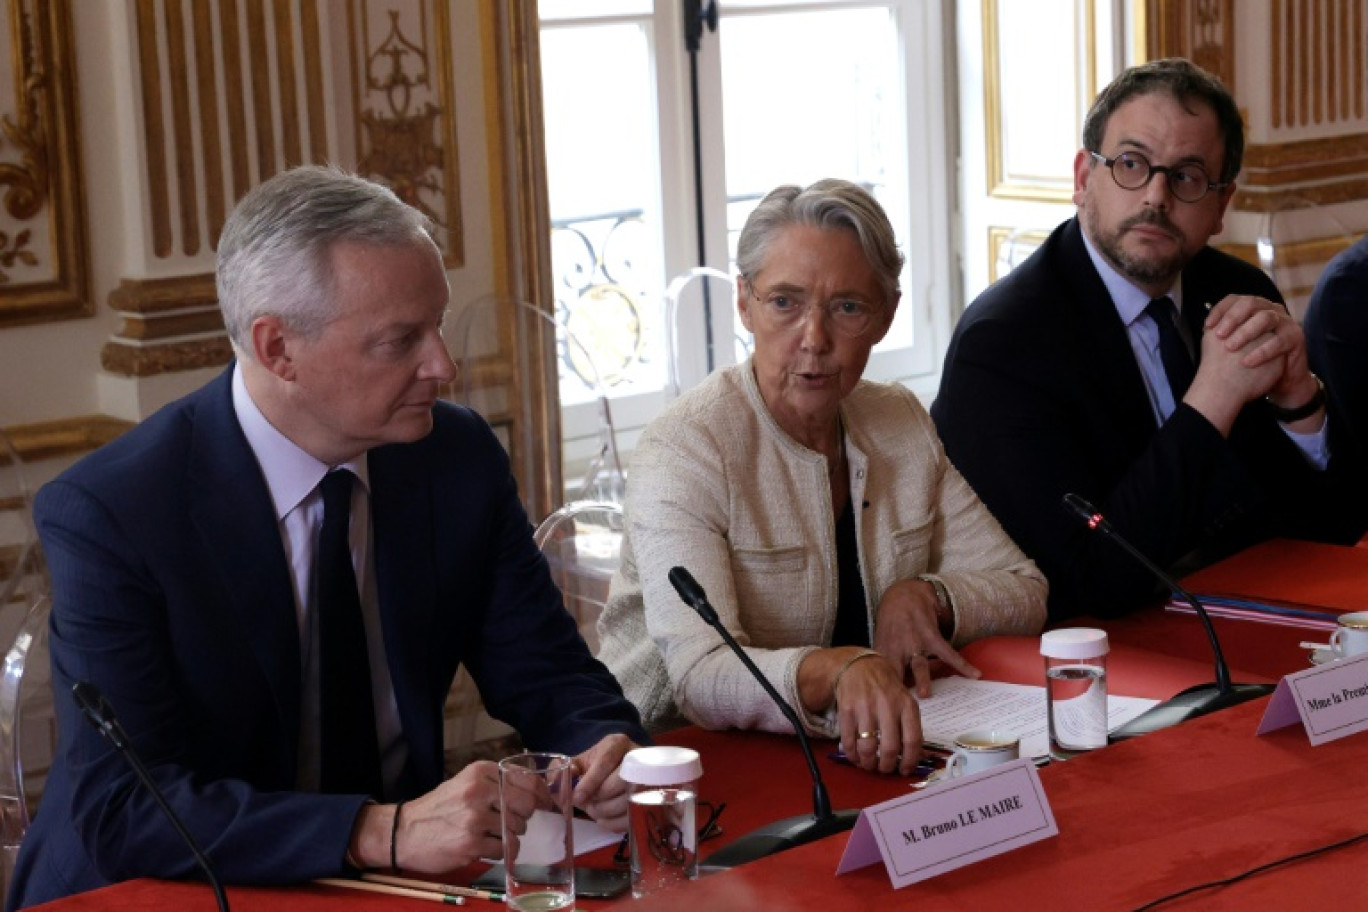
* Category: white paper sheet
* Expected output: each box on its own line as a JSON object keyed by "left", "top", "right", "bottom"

{"left": 917, "top": 676, "right": 1158, "bottom": 759}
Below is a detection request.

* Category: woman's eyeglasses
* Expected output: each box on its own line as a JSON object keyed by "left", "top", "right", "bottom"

{"left": 744, "top": 278, "right": 883, "bottom": 338}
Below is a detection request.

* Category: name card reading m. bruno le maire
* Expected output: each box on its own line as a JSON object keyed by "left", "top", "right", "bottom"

{"left": 837, "top": 759, "right": 1057, "bottom": 888}
{"left": 1259, "top": 651, "right": 1368, "bottom": 745}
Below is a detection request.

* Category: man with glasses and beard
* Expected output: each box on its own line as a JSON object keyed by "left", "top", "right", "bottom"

{"left": 932, "top": 58, "right": 1362, "bottom": 623}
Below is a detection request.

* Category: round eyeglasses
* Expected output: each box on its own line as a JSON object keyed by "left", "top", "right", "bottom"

{"left": 744, "top": 277, "right": 883, "bottom": 338}
{"left": 1089, "top": 150, "right": 1230, "bottom": 203}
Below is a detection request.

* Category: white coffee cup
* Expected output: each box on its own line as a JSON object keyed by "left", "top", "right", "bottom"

{"left": 1331, "top": 612, "right": 1368, "bottom": 658}
{"left": 946, "top": 729, "right": 1020, "bottom": 778}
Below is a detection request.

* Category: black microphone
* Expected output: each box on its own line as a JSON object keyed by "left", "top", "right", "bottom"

{"left": 668, "top": 567, "right": 859, "bottom": 870}
{"left": 1061, "top": 494, "right": 1273, "bottom": 739}
{"left": 72, "top": 682, "right": 231, "bottom": 912}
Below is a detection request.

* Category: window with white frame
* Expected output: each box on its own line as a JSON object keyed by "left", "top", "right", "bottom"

{"left": 539, "top": 0, "right": 954, "bottom": 491}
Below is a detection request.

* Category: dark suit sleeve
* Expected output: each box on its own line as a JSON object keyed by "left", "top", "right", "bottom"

{"left": 33, "top": 480, "right": 368, "bottom": 894}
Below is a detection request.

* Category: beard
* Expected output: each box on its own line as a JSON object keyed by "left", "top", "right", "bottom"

{"left": 1084, "top": 206, "right": 1191, "bottom": 287}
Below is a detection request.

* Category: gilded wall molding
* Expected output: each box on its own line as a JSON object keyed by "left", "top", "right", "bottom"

{"left": 1271, "top": 0, "right": 1364, "bottom": 130}
{"left": 0, "top": 0, "right": 88, "bottom": 328}
{"left": 100, "top": 336, "right": 233, "bottom": 378}
{"left": 981, "top": 0, "right": 1088, "bottom": 202}
{"left": 1, "top": 415, "right": 131, "bottom": 464}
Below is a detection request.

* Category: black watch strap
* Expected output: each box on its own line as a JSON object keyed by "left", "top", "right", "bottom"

{"left": 1266, "top": 375, "right": 1326, "bottom": 423}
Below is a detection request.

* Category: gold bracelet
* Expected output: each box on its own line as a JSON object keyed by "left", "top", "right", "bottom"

{"left": 831, "top": 649, "right": 881, "bottom": 697}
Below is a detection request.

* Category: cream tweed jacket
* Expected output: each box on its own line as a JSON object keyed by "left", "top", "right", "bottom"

{"left": 597, "top": 363, "right": 1047, "bottom": 737}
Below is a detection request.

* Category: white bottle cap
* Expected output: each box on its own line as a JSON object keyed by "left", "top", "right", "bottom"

{"left": 1040, "top": 627, "right": 1109, "bottom": 659}
{"left": 620, "top": 746, "right": 703, "bottom": 786}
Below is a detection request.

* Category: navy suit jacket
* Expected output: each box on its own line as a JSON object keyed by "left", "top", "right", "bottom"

{"left": 11, "top": 368, "right": 645, "bottom": 909}
{"left": 932, "top": 218, "right": 1359, "bottom": 621}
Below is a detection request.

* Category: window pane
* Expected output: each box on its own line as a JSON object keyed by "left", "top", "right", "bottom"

{"left": 720, "top": 7, "right": 914, "bottom": 353}
{"left": 541, "top": 23, "right": 664, "bottom": 406}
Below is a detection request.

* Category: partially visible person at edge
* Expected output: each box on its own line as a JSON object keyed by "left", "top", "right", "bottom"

{"left": 932, "top": 57, "right": 1363, "bottom": 623}
{"left": 1304, "top": 235, "right": 1368, "bottom": 532}
{"left": 10, "top": 165, "right": 647, "bottom": 909}
{"left": 597, "top": 179, "right": 1047, "bottom": 776}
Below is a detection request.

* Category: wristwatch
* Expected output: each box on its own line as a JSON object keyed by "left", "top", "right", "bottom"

{"left": 1265, "top": 374, "right": 1325, "bottom": 423}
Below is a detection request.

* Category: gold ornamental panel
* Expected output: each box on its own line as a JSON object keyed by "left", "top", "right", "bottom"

{"left": 981, "top": 0, "right": 1091, "bottom": 203}
{"left": 0, "top": 0, "right": 88, "bottom": 328}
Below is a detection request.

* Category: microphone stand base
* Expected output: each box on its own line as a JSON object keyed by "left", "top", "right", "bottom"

{"left": 699, "top": 809, "right": 861, "bottom": 872}
{"left": 1109, "top": 682, "right": 1275, "bottom": 741}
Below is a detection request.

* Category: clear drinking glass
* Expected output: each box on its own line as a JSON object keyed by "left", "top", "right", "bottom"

{"left": 498, "top": 752, "right": 575, "bottom": 911}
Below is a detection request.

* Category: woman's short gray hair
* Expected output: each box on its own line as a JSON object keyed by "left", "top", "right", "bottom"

{"left": 735, "top": 179, "right": 904, "bottom": 303}
{"left": 216, "top": 164, "right": 436, "bottom": 354}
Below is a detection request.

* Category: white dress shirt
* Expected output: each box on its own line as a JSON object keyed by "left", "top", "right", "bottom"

{"left": 231, "top": 364, "right": 408, "bottom": 795}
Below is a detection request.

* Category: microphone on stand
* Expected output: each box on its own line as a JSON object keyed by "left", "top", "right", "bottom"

{"left": 668, "top": 567, "right": 860, "bottom": 870}
{"left": 72, "top": 682, "right": 231, "bottom": 912}
{"left": 1061, "top": 494, "right": 1274, "bottom": 739}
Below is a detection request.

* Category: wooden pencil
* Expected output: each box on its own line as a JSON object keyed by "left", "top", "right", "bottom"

{"left": 314, "top": 876, "right": 467, "bottom": 905}
{"left": 362, "top": 871, "right": 505, "bottom": 902}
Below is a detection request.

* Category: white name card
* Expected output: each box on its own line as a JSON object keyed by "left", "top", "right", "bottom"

{"left": 836, "top": 759, "right": 1057, "bottom": 888}
{"left": 1258, "top": 651, "right": 1368, "bottom": 745}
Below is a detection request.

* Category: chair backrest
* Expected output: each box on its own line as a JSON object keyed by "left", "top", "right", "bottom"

{"left": 534, "top": 501, "right": 625, "bottom": 655}
{"left": 1256, "top": 196, "right": 1357, "bottom": 322}
{"left": 0, "top": 429, "right": 49, "bottom": 894}
{"left": 662, "top": 267, "right": 743, "bottom": 402}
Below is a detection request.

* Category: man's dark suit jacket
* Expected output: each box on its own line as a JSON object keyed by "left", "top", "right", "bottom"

{"left": 931, "top": 217, "right": 1358, "bottom": 621}
{"left": 10, "top": 368, "right": 646, "bottom": 909}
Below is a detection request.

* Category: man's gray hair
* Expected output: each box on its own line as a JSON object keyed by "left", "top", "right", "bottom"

{"left": 216, "top": 164, "right": 436, "bottom": 354}
{"left": 735, "top": 179, "right": 904, "bottom": 303}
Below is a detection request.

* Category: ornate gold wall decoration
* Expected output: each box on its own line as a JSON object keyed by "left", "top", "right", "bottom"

{"left": 349, "top": 1, "right": 464, "bottom": 267}
{"left": 133, "top": 0, "right": 334, "bottom": 258}
{"left": 1145, "top": 0, "right": 1234, "bottom": 87}
{"left": 0, "top": 0, "right": 88, "bottom": 327}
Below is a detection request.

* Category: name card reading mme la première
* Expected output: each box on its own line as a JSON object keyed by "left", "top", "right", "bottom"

{"left": 836, "top": 759, "right": 1057, "bottom": 888}
{"left": 1258, "top": 651, "right": 1368, "bottom": 745}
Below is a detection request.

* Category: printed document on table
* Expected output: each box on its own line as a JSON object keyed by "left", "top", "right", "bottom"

{"left": 917, "top": 677, "right": 1158, "bottom": 760}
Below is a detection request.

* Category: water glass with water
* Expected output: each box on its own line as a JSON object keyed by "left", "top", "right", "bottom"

{"left": 498, "top": 752, "right": 575, "bottom": 911}
{"left": 1041, "top": 628, "right": 1109, "bottom": 760}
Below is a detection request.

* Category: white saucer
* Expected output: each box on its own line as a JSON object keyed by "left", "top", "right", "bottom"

{"left": 1310, "top": 648, "right": 1335, "bottom": 666}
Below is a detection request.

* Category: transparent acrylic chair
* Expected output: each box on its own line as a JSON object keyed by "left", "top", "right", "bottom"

{"left": 452, "top": 294, "right": 625, "bottom": 504}
{"left": 0, "top": 429, "right": 49, "bottom": 894}
{"left": 533, "top": 501, "right": 624, "bottom": 655}
{"left": 1256, "top": 196, "right": 1357, "bottom": 322}
{"left": 662, "top": 267, "right": 740, "bottom": 403}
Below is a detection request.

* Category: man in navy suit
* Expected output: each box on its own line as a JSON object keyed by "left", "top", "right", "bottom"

{"left": 11, "top": 166, "right": 647, "bottom": 908}
{"left": 933, "top": 59, "right": 1359, "bottom": 622}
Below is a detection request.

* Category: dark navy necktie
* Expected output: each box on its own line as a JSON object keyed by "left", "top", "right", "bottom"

{"left": 317, "top": 470, "right": 382, "bottom": 797}
{"left": 1145, "top": 296, "right": 1195, "bottom": 400}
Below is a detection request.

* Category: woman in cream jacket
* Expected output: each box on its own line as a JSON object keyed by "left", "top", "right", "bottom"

{"left": 597, "top": 180, "right": 1046, "bottom": 775}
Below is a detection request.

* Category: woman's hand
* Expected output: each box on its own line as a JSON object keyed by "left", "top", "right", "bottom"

{"left": 831, "top": 652, "right": 924, "bottom": 775}
{"left": 873, "top": 579, "right": 979, "bottom": 696}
